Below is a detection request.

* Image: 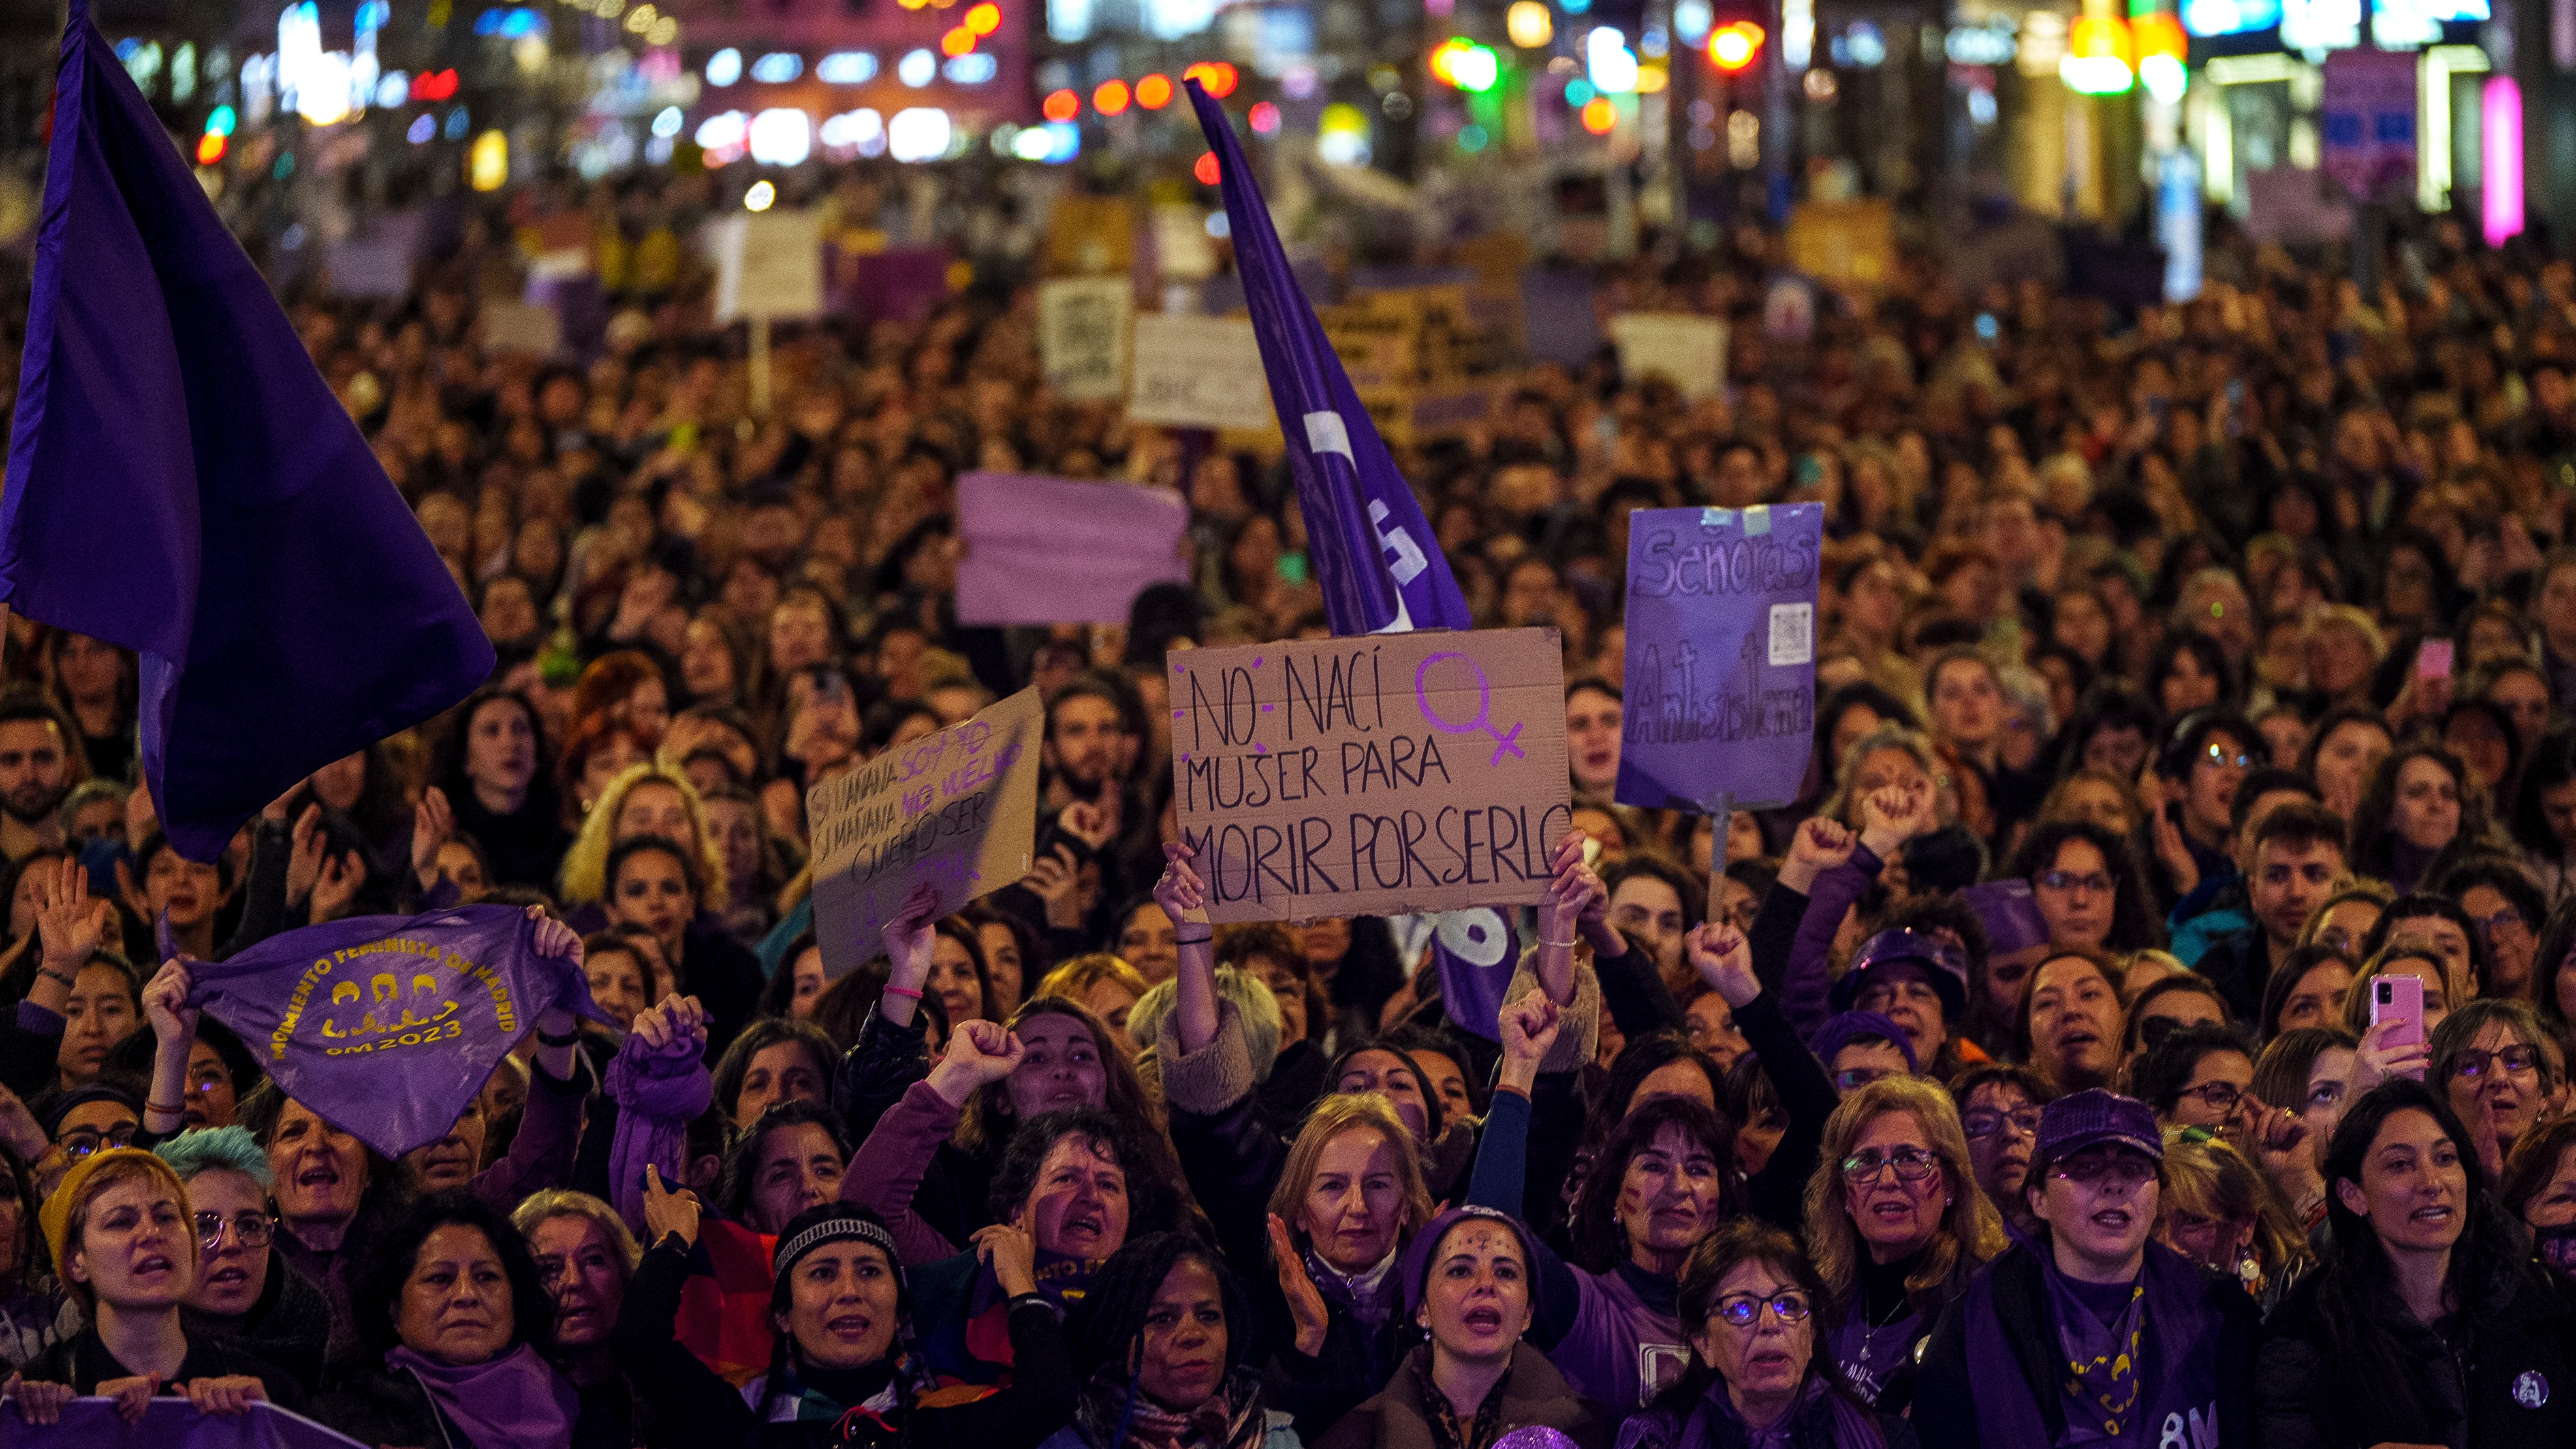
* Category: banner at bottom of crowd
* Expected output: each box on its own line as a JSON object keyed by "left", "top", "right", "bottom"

{"left": 1615, "top": 503, "right": 1823, "bottom": 814}
{"left": 185, "top": 904, "right": 607, "bottom": 1161}
{"left": 807, "top": 687, "right": 1043, "bottom": 978}
{"left": 1170, "top": 628, "right": 1571, "bottom": 922}
{"left": 0, "top": 1394, "right": 365, "bottom": 1446}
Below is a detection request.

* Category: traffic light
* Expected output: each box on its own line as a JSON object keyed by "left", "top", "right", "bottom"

{"left": 1703, "top": 0, "right": 1767, "bottom": 72}
{"left": 1708, "top": 18, "right": 1764, "bottom": 71}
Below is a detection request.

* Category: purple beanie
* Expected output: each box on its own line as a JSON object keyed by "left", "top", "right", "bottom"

{"left": 2034, "top": 1088, "right": 2163, "bottom": 1165}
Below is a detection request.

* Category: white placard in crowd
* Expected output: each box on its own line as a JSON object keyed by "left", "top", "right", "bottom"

{"left": 1608, "top": 313, "right": 1727, "bottom": 401}
{"left": 711, "top": 210, "right": 825, "bottom": 323}
{"left": 1039, "top": 277, "right": 1133, "bottom": 401}
{"left": 1128, "top": 313, "right": 1272, "bottom": 430}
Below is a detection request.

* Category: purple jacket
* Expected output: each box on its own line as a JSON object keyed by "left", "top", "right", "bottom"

{"left": 1778, "top": 844, "right": 1883, "bottom": 1040}
{"left": 843, "top": 1078, "right": 972, "bottom": 1266}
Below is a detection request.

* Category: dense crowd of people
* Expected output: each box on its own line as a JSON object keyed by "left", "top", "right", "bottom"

{"left": 0, "top": 172, "right": 2574, "bottom": 1449}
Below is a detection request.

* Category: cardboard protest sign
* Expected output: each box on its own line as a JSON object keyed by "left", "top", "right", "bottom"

{"left": 1608, "top": 313, "right": 1727, "bottom": 401}
{"left": 1039, "top": 277, "right": 1132, "bottom": 401}
{"left": 479, "top": 298, "right": 561, "bottom": 357}
{"left": 1785, "top": 200, "right": 1896, "bottom": 290}
{"left": 956, "top": 471, "right": 1189, "bottom": 625}
{"left": 1170, "top": 629, "right": 1571, "bottom": 922}
{"left": 711, "top": 210, "right": 824, "bottom": 322}
{"left": 1129, "top": 313, "right": 1273, "bottom": 429}
{"left": 808, "top": 688, "right": 1042, "bottom": 976}
{"left": 1615, "top": 503, "right": 1823, "bottom": 814}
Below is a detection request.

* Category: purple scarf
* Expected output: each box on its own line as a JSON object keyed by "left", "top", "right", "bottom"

{"left": 1304, "top": 1244, "right": 1403, "bottom": 1329}
{"left": 2041, "top": 1268, "right": 2144, "bottom": 1445}
{"left": 387, "top": 1342, "right": 578, "bottom": 1449}
{"left": 1827, "top": 1304, "right": 1921, "bottom": 1409}
{"left": 1958, "top": 1243, "right": 2225, "bottom": 1449}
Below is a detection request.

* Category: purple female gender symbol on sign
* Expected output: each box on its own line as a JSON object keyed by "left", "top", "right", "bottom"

{"left": 1415, "top": 651, "right": 1525, "bottom": 766}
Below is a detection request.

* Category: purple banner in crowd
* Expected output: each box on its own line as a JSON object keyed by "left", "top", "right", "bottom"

{"left": 185, "top": 905, "right": 604, "bottom": 1160}
{"left": 0, "top": 1399, "right": 364, "bottom": 1448}
{"left": 954, "top": 471, "right": 1191, "bottom": 627}
{"left": 1187, "top": 79, "right": 1471, "bottom": 637}
{"left": 1615, "top": 504, "right": 1825, "bottom": 815}
{"left": 1429, "top": 907, "right": 1520, "bottom": 1042}
{"left": 0, "top": 0, "right": 494, "bottom": 864}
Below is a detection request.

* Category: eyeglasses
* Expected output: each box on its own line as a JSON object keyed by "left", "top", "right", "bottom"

{"left": 2203, "top": 743, "right": 2255, "bottom": 770}
{"left": 1712, "top": 1290, "right": 1812, "bottom": 1327}
{"left": 195, "top": 1211, "right": 275, "bottom": 1252}
{"left": 2050, "top": 1151, "right": 2158, "bottom": 1192}
{"left": 1834, "top": 1067, "right": 1901, "bottom": 1093}
{"left": 2472, "top": 907, "right": 2532, "bottom": 941}
{"left": 57, "top": 1123, "right": 138, "bottom": 1159}
{"left": 2171, "top": 1080, "right": 2244, "bottom": 1114}
{"left": 2448, "top": 1045, "right": 2540, "bottom": 1083}
{"left": 1963, "top": 1108, "right": 2041, "bottom": 1140}
{"left": 2039, "top": 870, "right": 2116, "bottom": 895}
{"left": 1840, "top": 1145, "right": 1941, "bottom": 1183}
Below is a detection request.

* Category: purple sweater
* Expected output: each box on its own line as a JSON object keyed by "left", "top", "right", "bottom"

{"left": 843, "top": 1078, "right": 971, "bottom": 1266}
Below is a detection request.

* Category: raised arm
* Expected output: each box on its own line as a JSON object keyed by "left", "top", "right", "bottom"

{"left": 612, "top": 1168, "right": 760, "bottom": 1442}
{"left": 3, "top": 858, "right": 113, "bottom": 1098}
{"left": 912, "top": 1224, "right": 1079, "bottom": 1449}
{"left": 138, "top": 959, "right": 198, "bottom": 1144}
{"left": 1155, "top": 842, "right": 1217, "bottom": 1053}
{"left": 875, "top": 881, "right": 941, "bottom": 1030}
{"left": 1692, "top": 922, "right": 1837, "bottom": 1228}
{"left": 1460, "top": 1002, "right": 1581, "bottom": 1350}
{"left": 1531, "top": 832, "right": 1594, "bottom": 1006}
{"left": 606, "top": 995, "right": 714, "bottom": 1235}
{"left": 843, "top": 1019, "right": 1022, "bottom": 1264}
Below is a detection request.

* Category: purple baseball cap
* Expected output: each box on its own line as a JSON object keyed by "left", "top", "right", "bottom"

{"left": 1961, "top": 879, "right": 2052, "bottom": 956}
{"left": 2034, "top": 1088, "right": 2163, "bottom": 1165}
{"left": 1831, "top": 928, "right": 1970, "bottom": 1019}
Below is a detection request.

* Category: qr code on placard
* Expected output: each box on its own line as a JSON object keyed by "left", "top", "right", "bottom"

{"left": 1768, "top": 603, "right": 1814, "bottom": 666}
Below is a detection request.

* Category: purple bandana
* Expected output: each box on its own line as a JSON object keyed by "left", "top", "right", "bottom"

{"left": 387, "top": 1342, "right": 577, "bottom": 1449}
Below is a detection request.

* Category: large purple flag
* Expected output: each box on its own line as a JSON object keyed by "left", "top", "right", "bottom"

{"left": 185, "top": 905, "right": 605, "bottom": 1159}
{"left": 1185, "top": 80, "right": 1471, "bottom": 637}
{"left": 0, "top": 1398, "right": 364, "bottom": 1448}
{"left": 1, "top": 0, "right": 493, "bottom": 863}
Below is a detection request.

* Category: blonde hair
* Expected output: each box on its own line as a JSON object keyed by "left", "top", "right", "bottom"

{"left": 59, "top": 1156, "right": 198, "bottom": 1315}
{"left": 1802, "top": 1077, "right": 2007, "bottom": 1313}
{"left": 1265, "top": 1093, "right": 1433, "bottom": 1247}
{"left": 558, "top": 762, "right": 729, "bottom": 909}
{"left": 1036, "top": 954, "right": 1152, "bottom": 1012}
{"left": 511, "top": 1189, "right": 642, "bottom": 1273}
{"left": 2158, "top": 1127, "right": 2312, "bottom": 1285}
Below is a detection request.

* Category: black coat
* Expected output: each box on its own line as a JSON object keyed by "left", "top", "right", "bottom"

{"left": 2254, "top": 1257, "right": 2576, "bottom": 1449}
{"left": 24, "top": 1326, "right": 306, "bottom": 1412}
{"left": 610, "top": 1234, "right": 1077, "bottom": 1449}
{"left": 309, "top": 1362, "right": 465, "bottom": 1449}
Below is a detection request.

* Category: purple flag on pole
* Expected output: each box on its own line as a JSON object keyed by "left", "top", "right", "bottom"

{"left": 0, "top": 0, "right": 494, "bottom": 864}
{"left": 1429, "top": 906, "right": 1519, "bottom": 1042}
{"left": 185, "top": 905, "right": 605, "bottom": 1159}
{"left": 1185, "top": 80, "right": 1471, "bottom": 637}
